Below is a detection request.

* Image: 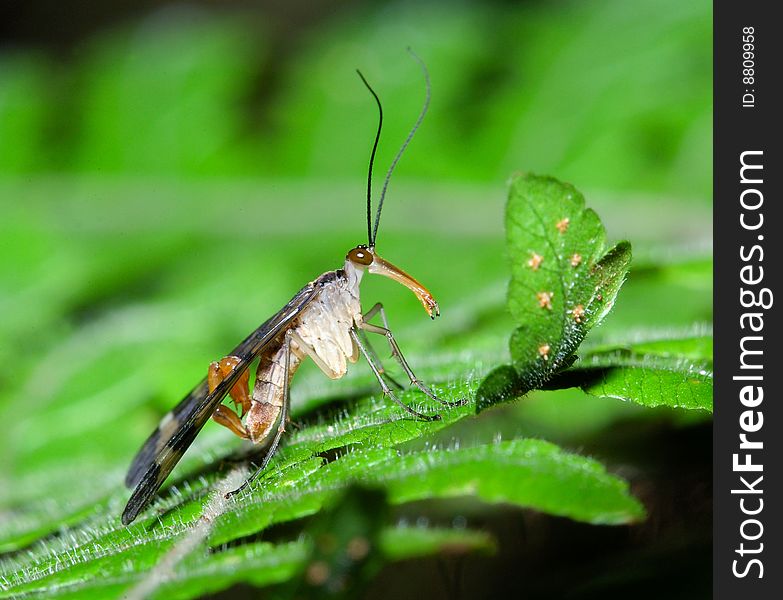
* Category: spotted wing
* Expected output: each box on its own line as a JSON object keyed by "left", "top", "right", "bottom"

{"left": 121, "top": 280, "right": 322, "bottom": 525}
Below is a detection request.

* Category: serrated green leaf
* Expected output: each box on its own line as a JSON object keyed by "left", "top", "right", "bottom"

{"left": 206, "top": 439, "right": 642, "bottom": 550}
{"left": 547, "top": 334, "right": 713, "bottom": 411}
{"left": 0, "top": 524, "right": 493, "bottom": 599}
{"left": 506, "top": 174, "right": 631, "bottom": 377}
{"left": 478, "top": 174, "right": 631, "bottom": 410}
{"left": 1, "top": 438, "right": 638, "bottom": 598}
{"left": 377, "top": 439, "right": 645, "bottom": 525}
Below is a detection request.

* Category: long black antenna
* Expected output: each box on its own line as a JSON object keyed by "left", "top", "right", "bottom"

{"left": 371, "top": 48, "right": 431, "bottom": 247}
{"left": 356, "top": 69, "right": 383, "bottom": 247}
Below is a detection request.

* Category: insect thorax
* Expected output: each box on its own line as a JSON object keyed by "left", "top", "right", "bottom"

{"left": 291, "top": 268, "right": 362, "bottom": 379}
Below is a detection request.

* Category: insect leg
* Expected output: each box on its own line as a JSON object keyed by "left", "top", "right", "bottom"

{"left": 360, "top": 303, "right": 463, "bottom": 408}
{"left": 359, "top": 304, "right": 404, "bottom": 387}
{"left": 208, "top": 356, "right": 253, "bottom": 438}
{"left": 356, "top": 328, "right": 405, "bottom": 389}
{"left": 225, "top": 331, "right": 293, "bottom": 499}
{"left": 212, "top": 404, "right": 249, "bottom": 439}
{"left": 350, "top": 328, "right": 440, "bottom": 422}
{"left": 361, "top": 302, "right": 384, "bottom": 323}
{"left": 209, "top": 356, "right": 252, "bottom": 416}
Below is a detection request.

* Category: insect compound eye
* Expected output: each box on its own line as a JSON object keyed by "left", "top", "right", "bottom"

{"left": 347, "top": 246, "right": 373, "bottom": 266}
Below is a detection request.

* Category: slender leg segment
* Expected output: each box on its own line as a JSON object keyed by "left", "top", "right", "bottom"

{"left": 360, "top": 303, "right": 463, "bottom": 408}
{"left": 209, "top": 356, "right": 251, "bottom": 437}
{"left": 357, "top": 328, "right": 404, "bottom": 389}
{"left": 350, "top": 328, "right": 440, "bottom": 421}
{"left": 212, "top": 404, "right": 249, "bottom": 439}
{"left": 226, "top": 331, "right": 294, "bottom": 499}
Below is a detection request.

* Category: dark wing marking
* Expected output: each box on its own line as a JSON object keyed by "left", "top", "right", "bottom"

{"left": 125, "top": 379, "right": 208, "bottom": 489}
{"left": 121, "top": 278, "right": 326, "bottom": 525}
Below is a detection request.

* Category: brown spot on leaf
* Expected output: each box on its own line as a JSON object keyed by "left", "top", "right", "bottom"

{"left": 556, "top": 218, "right": 570, "bottom": 234}
{"left": 571, "top": 304, "right": 585, "bottom": 323}
{"left": 536, "top": 291, "right": 554, "bottom": 310}
{"left": 527, "top": 253, "right": 543, "bottom": 270}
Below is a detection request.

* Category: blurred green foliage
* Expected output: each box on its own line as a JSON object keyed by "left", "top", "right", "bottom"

{"left": 1, "top": 0, "right": 711, "bottom": 199}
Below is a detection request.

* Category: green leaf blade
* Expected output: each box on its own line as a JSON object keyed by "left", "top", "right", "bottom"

{"left": 507, "top": 174, "right": 631, "bottom": 373}
{"left": 479, "top": 173, "right": 632, "bottom": 410}
{"left": 377, "top": 439, "right": 645, "bottom": 525}
{"left": 549, "top": 334, "right": 713, "bottom": 411}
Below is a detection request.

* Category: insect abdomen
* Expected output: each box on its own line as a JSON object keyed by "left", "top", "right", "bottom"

{"left": 246, "top": 342, "right": 301, "bottom": 443}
